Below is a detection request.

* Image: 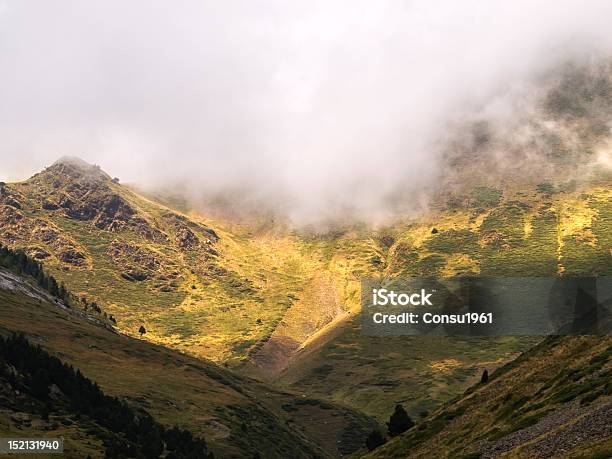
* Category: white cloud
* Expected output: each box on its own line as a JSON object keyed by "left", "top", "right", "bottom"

{"left": 0, "top": 0, "right": 611, "bottom": 222}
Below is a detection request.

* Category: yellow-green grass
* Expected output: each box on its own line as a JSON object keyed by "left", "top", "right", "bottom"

{"left": 0, "top": 285, "right": 379, "bottom": 458}
{"left": 278, "top": 322, "right": 539, "bottom": 421}
{"left": 273, "top": 185, "right": 610, "bottom": 422}
{"left": 3, "top": 166, "right": 610, "bottom": 442}
{"left": 365, "top": 336, "right": 612, "bottom": 458}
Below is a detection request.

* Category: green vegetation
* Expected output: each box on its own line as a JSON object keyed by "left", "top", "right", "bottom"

{"left": 479, "top": 203, "right": 559, "bottom": 276}
{"left": 366, "top": 336, "right": 612, "bottom": 458}
{"left": 423, "top": 229, "right": 479, "bottom": 254}
{"left": 0, "top": 334, "right": 212, "bottom": 458}
{"left": 470, "top": 186, "right": 503, "bottom": 209}
{"left": 281, "top": 329, "right": 537, "bottom": 421}
{"left": 0, "top": 281, "right": 377, "bottom": 458}
{"left": 537, "top": 182, "right": 556, "bottom": 195}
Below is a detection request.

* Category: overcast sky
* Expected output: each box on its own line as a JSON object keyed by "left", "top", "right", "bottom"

{"left": 1, "top": 1, "right": 611, "bottom": 222}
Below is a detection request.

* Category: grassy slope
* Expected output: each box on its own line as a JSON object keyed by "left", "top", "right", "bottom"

{"left": 0, "top": 162, "right": 326, "bottom": 365}
{"left": 1, "top": 159, "right": 610, "bottom": 455}
{"left": 276, "top": 183, "right": 611, "bottom": 424}
{"left": 0, "top": 399, "right": 106, "bottom": 459}
{"left": 0, "top": 271, "right": 379, "bottom": 458}
{"left": 365, "top": 336, "right": 612, "bottom": 459}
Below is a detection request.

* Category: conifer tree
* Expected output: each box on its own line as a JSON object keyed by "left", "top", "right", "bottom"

{"left": 365, "top": 429, "right": 387, "bottom": 451}
{"left": 387, "top": 404, "right": 414, "bottom": 437}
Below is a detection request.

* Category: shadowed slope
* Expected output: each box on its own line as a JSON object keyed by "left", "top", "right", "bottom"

{"left": 0, "top": 267, "right": 379, "bottom": 458}
{"left": 365, "top": 336, "right": 612, "bottom": 458}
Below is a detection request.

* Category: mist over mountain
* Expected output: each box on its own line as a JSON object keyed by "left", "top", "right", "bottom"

{"left": 1, "top": 1, "right": 612, "bottom": 224}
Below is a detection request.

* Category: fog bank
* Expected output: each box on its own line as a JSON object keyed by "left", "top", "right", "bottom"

{"left": 1, "top": 1, "right": 611, "bottom": 223}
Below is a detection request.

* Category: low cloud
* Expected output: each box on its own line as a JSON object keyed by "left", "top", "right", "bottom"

{"left": 1, "top": 1, "right": 611, "bottom": 224}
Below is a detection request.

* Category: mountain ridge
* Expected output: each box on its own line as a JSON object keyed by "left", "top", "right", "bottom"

{"left": 1, "top": 157, "right": 610, "bottom": 422}
{"left": 364, "top": 335, "right": 612, "bottom": 458}
{"left": 0, "top": 262, "right": 379, "bottom": 458}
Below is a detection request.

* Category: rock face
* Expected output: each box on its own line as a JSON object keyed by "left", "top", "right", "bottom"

{"left": 175, "top": 226, "right": 199, "bottom": 249}
{"left": 27, "top": 248, "right": 50, "bottom": 260}
{"left": 0, "top": 156, "right": 229, "bottom": 301}
{"left": 164, "top": 212, "right": 219, "bottom": 250}
{"left": 0, "top": 205, "right": 88, "bottom": 268}
{"left": 28, "top": 160, "right": 139, "bottom": 232}
{"left": 107, "top": 240, "right": 179, "bottom": 290}
{"left": 66, "top": 192, "right": 136, "bottom": 230}
{"left": 58, "top": 248, "right": 87, "bottom": 266}
{"left": 0, "top": 184, "right": 24, "bottom": 209}
{"left": 23, "top": 158, "right": 214, "bottom": 247}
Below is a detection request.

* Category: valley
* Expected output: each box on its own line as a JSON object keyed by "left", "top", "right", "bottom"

{"left": 1, "top": 156, "right": 610, "bottom": 427}
{"left": 0, "top": 58, "right": 610, "bottom": 459}
{"left": 1, "top": 4, "right": 611, "bottom": 457}
{"left": 0, "top": 265, "right": 378, "bottom": 458}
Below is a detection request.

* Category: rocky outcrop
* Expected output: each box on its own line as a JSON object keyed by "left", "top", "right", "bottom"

{"left": 162, "top": 212, "right": 219, "bottom": 255}
{"left": 26, "top": 159, "right": 175, "bottom": 244}
{"left": 57, "top": 248, "right": 87, "bottom": 266}
{"left": 175, "top": 225, "right": 199, "bottom": 249}
{"left": 0, "top": 157, "right": 227, "bottom": 293}
{"left": 0, "top": 205, "right": 88, "bottom": 268}
{"left": 163, "top": 213, "right": 219, "bottom": 241}
{"left": 26, "top": 247, "right": 50, "bottom": 260}
{"left": 0, "top": 184, "right": 24, "bottom": 209}
{"left": 44, "top": 182, "right": 137, "bottom": 231}
{"left": 106, "top": 240, "right": 179, "bottom": 290}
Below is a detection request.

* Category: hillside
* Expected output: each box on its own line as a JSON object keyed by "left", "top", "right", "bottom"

{"left": 365, "top": 335, "right": 612, "bottom": 458}
{"left": 0, "top": 333, "right": 212, "bottom": 459}
{"left": 1, "top": 155, "right": 610, "bottom": 427}
{"left": 0, "top": 157, "right": 323, "bottom": 364}
{"left": 0, "top": 59, "right": 610, "bottom": 457}
{"left": 0, "top": 265, "right": 379, "bottom": 458}
{"left": 265, "top": 61, "right": 612, "bottom": 423}
{"left": 273, "top": 180, "right": 610, "bottom": 420}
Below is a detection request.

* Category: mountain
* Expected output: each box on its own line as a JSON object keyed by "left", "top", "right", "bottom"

{"left": 0, "top": 59, "right": 610, "bottom": 458}
{"left": 1, "top": 153, "right": 610, "bottom": 425}
{"left": 365, "top": 335, "right": 612, "bottom": 458}
{"left": 254, "top": 60, "right": 612, "bottom": 423}
{"left": 0, "top": 262, "right": 379, "bottom": 458}
{"left": 271, "top": 180, "right": 610, "bottom": 421}
{"left": 0, "top": 156, "right": 312, "bottom": 364}
{"left": 0, "top": 333, "right": 212, "bottom": 459}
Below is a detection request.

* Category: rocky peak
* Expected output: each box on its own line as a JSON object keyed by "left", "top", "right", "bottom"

{"left": 21, "top": 157, "right": 139, "bottom": 232}
{"left": 53, "top": 156, "right": 96, "bottom": 168}
{"left": 44, "top": 156, "right": 111, "bottom": 182}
